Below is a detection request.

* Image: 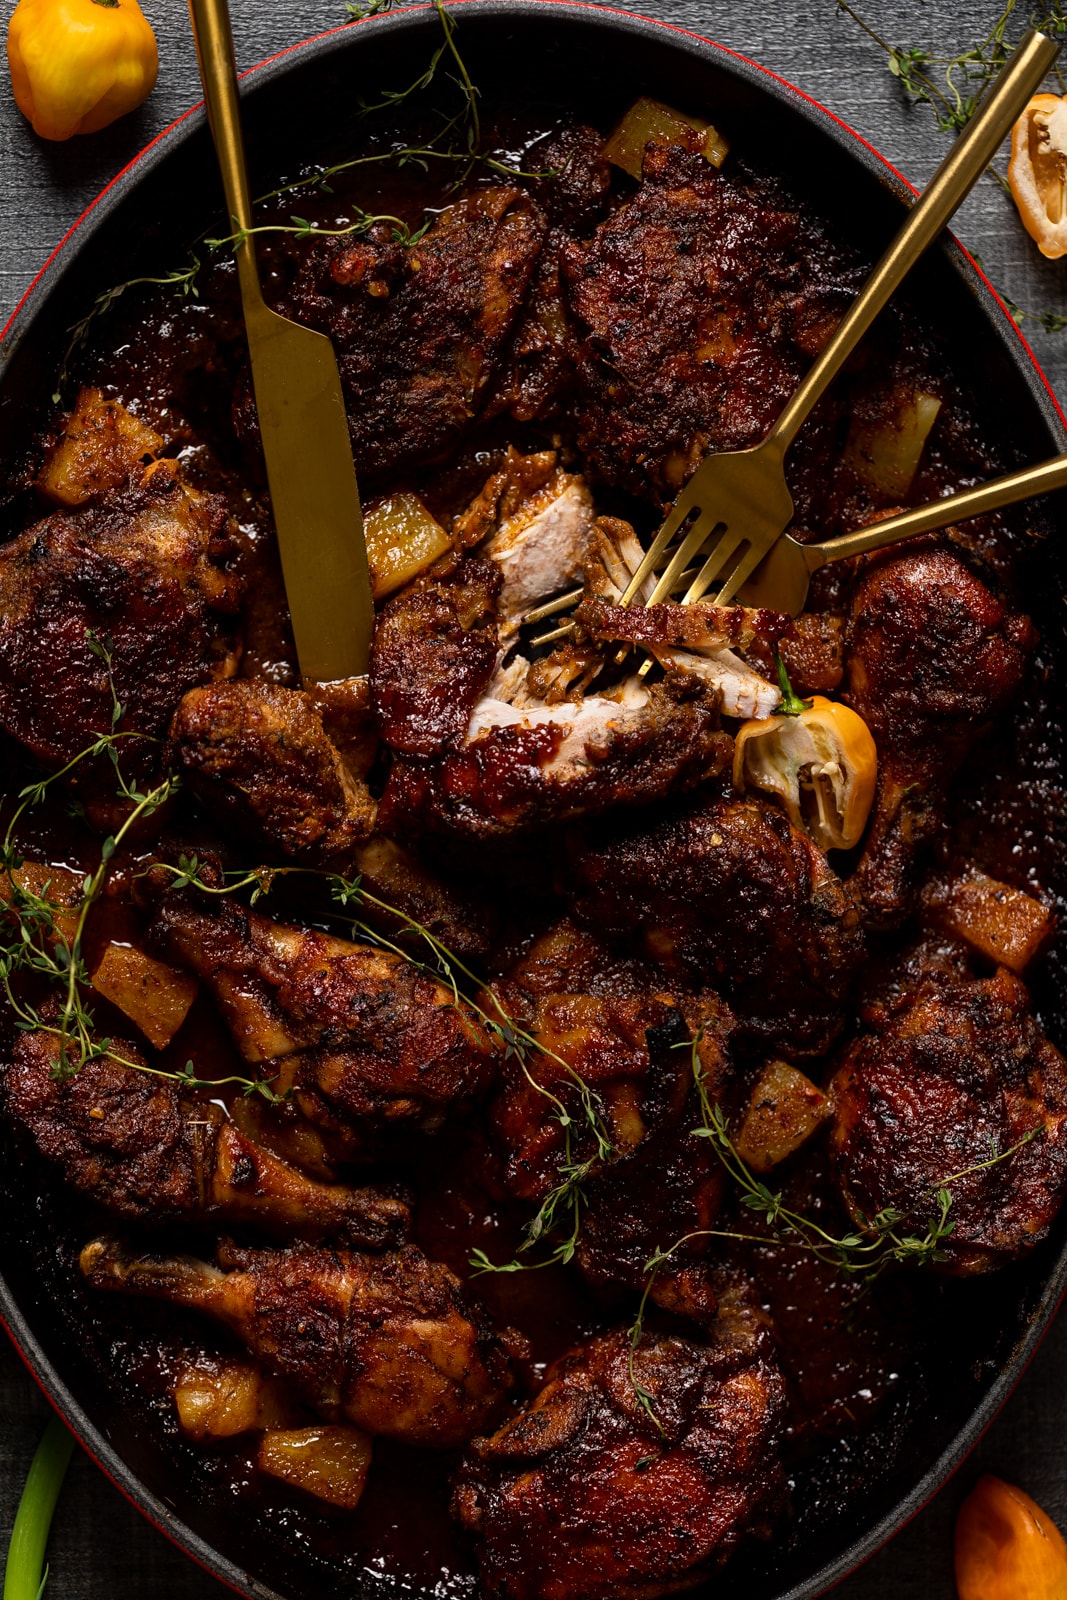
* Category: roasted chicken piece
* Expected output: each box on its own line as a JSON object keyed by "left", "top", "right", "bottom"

{"left": 846, "top": 550, "right": 1036, "bottom": 926}
{"left": 4, "top": 1029, "right": 408, "bottom": 1247}
{"left": 0, "top": 456, "right": 241, "bottom": 770}
{"left": 568, "top": 791, "right": 865, "bottom": 1057}
{"left": 487, "top": 124, "right": 611, "bottom": 423}
{"left": 485, "top": 921, "right": 732, "bottom": 1319}
{"left": 148, "top": 891, "right": 498, "bottom": 1139}
{"left": 564, "top": 143, "right": 854, "bottom": 504}
{"left": 81, "top": 1236, "right": 517, "bottom": 1447}
{"left": 171, "top": 679, "right": 377, "bottom": 859}
{"left": 371, "top": 557, "right": 502, "bottom": 759}
{"left": 453, "top": 1286, "right": 787, "bottom": 1600}
{"left": 169, "top": 677, "right": 495, "bottom": 960}
{"left": 488, "top": 920, "right": 705, "bottom": 1199}
{"left": 454, "top": 449, "right": 596, "bottom": 637}
{"left": 829, "top": 959, "right": 1067, "bottom": 1273}
{"left": 267, "top": 189, "right": 546, "bottom": 481}
{"left": 381, "top": 673, "right": 732, "bottom": 841}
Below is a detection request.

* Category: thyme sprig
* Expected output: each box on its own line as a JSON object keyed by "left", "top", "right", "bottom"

{"left": 833, "top": 0, "right": 1067, "bottom": 135}
{"left": 52, "top": 0, "right": 508, "bottom": 396}
{"left": 52, "top": 259, "right": 201, "bottom": 404}
{"left": 0, "top": 644, "right": 285, "bottom": 1102}
{"left": 145, "top": 852, "right": 614, "bottom": 1258}
{"left": 204, "top": 210, "right": 433, "bottom": 254}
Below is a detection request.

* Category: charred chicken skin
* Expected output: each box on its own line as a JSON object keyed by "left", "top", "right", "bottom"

{"left": 4, "top": 1029, "right": 408, "bottom": 1248}
{"left": 265, "top": 189, "right": 546, "bottom": 482}
{"left": 170, "top": 679, "right": 377, "bottom": 860}
{"left": 453, "top": 1288, "right": 787, "bottom": 1600}
{"left": 148, "top": 891, "right": 498, "bottom": 1139}
{"left": 829, "top": 959, "right": 1067, "bottom": 1273}
{"left": 846, "top": 549, "right": 1036, "bottom": 926}
{"left": 485, "top": 920, "right": 733, "bottom": 1317}
{"left": 568, "top": 791, "right": 865, "bottom": 1057}
{"left": 81, "top": 1236, "right": 517, "bottom": 1447}
{"left": 563, "top": 143, "right": 855, "bottom": 504}
{"left": 0, "top": 454, "right": 241, "bottom": 771}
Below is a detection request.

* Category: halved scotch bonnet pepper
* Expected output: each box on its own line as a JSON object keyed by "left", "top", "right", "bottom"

{"left": 955, "top": 1474, "right": 1067, "bottom": 1600}
{"left": 732, "top": 676, "right": 877, "bottom": 853}
{"left": 7, "top": 0, "right": 158, "bottom": 142}
{"left": 1008, "top": 92, "right": 1067, "bottom": 260}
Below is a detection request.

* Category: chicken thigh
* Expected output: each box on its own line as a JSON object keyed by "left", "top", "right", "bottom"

{"left": 453, "top": 1284, "right": 786, "bottom": 1600}
{"left": 829, "top": 958, "right": 1067, "bottom": 1272}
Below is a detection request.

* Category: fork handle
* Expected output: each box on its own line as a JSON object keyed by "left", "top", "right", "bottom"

{"left": 809, "top": 452, "right": 1067, "bottom": 565}
{"left": 188, "top": 0, "right": 264, "bottom": 310}
{"left": 766, "top": 28, "right": 1057, "bottom": 457}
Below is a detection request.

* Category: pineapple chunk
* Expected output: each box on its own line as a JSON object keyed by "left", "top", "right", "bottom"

{"left": 735, "top": 1060, "right": 830, "bottom": 1173}
{"left": 363, "top": 492, "right": 453, "bottom": 600}
{"left": 844, "top": 391, "right": 942, "bottom": 499}
{"left": 923, "top": 868, "right": 1055, "bottom": 975}
{"left": 604, "top": 96, "right": 729, "bottom": 180}
{"left": 91, "top": 942, "right": 198, "bottom": 1050}
{"left": 39, "top": 388, "right": 163, "bottom": 507}
{"left": 257, "top": 1426, "right": 372, "bottom": 1510}
{"left": 174, "top": 1356, "right": 297, "bottom": 1440}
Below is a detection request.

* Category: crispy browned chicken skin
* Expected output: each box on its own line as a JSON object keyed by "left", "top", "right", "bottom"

{"left": 0, "top": 459, "right": 241, "bottom": 769}
{"left": 483, "top": 921, "right": 732, "bottom": 1315}
{"left": 4, "top": 1029, "right": 408, "bottom": 1247}
{"left": 828, "top": 957, "right": 1067, "bottom": 1273}
{"left": 381, "top": 679, "right": 733, "bottom": 843}
{"left": 81, "top": 1236, "right": 516, "bottom": 1447}
{"left": 169, "top": 678, "right": 496, "bottom": 961}
{"left": 267, "top": 190, "right": 546, "bottom": 481}
{"left": 568, "top": 791, "right": 865, "bottom": 1057}
{"left": 371, "top": 557, "right": 502, "bottom": 759}
{"left": 171, "top": 679, "right": 377, "bottom": 859}
{"left": 148, "top": 891, "right": 498, "bottom": 1140}
{"left": 453, "top": 1288, "right": 787, "bottom": 1600}
{"left": 846, "top": 549, "right": 1035, "bottom": 926}
{"left": 563, "top": 143, "right": 854, "bottom": 504}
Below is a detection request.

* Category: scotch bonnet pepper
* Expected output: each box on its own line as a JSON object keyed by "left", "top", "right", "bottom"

{"left": 955, "top": 1475, "right": 1067, "bottom": 1600}
{"left": 1008, "top": 92, "right": 1067, "bottom": 260}
{"left": 7, "top": 0, "right": 158, "bottom": 142}
{"left": 732, "top": 669, "right": 877, "bottom": 853}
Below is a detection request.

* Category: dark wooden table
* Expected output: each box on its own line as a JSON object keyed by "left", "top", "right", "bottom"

{"left": 3, "top": 1, "right": 1067, "bottom": 1595}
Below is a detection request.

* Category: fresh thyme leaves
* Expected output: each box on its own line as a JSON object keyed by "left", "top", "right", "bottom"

{"left": 686, "top": 1035, "right": 1041, "bottom": 1279}
{"left": 626, "top": 1274, "right": 668, "bottom": 1437}
{"left": 833, "top": 0, "right": 1067, "bottom": 135}
{"left": 0, "top": 657, "right": 283, "bottom": 1103}
{"left": 203, "top": 210, "right": 433, "bottom": 254}
{"left": 1003, "top": 294, "right": 1067, "bottom": 333}
{"left": 143, "top": 851, "right": 614, "bottom": 1258}
{"left": 344, "top": 0, "right": 405, "bottom": 18}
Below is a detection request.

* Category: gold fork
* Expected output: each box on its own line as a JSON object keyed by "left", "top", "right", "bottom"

{"left": 605, "top": 28, "right": 1058, "bottom": 621}
{"left": 734, "top": 451, "right": 1067, "bottom": 613}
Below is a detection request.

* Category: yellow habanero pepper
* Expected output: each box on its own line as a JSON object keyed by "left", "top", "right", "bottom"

{"left": 732, "top": 661, "right": 877, "bottom": 853}
{"left": 7, "top": 0, "right": 158, "bottom": 142}
{"left": 1008, "top": 93, "right": 1067, "bottom": 260}
{"left": 955, "top": 1475, "right": 1067, "bottom": 1600}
